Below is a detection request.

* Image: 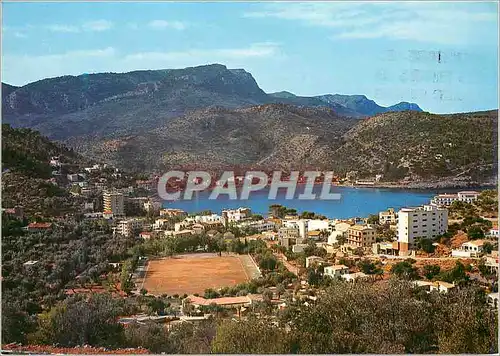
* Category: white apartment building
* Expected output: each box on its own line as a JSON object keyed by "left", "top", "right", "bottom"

{"left": 153, "top": 218, "right": 170, "bottom": 230}
{"left": 457, "top": 191, "right": 481, "bottom": 203}
{"left": 341, "top": 272, "right": 369, "bottom": 282}
{"left": 278, "top": 226, "right": 302, "bottom": 248}
{"left": 185, "top": 214, "right": 222, "bottom": 224}
{"left": 222, "top": 207, "right": 252, "bottom": 226}
{"left": 116, "top": 219, "right": 143, "bottom": 237}
{"left": 306, "top": 256, "right": 325, "bottom": 268}
{"left": 144, "top": 200, "right": 161, "bottom": 213}
{"left": 487, "top": 226, "right": 499, "bottom": 238}
{"left": 379, "top": 208, "right": 397, "bottom": 225}
{"left": 398, "top": 205, "right": 448, "bottom": 251}
{"left": 307, "top": 219, "right": 331, "bottom": 232}
{"left": 430, "top": 191, "right": 480, "bottom": 206}
{"left": 103, "top": 190, "right": 125, "bottom": 217}
{"left": 237, "top": 219, "right": 276, "bottom": 233}
{"left": 282, "top": 219, "right": 308, "bottom": 239}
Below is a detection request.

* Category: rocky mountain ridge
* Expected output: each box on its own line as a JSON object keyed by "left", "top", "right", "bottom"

{"left": 2, "top": 64, "right": 422, "bottom": 142}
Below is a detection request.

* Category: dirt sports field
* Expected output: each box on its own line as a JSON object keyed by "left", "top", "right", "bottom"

{"left": 140, "top": 253, "right": 261, "bottom": 295}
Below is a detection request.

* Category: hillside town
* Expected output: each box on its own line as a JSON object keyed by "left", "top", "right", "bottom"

{"left": 2, "top": 0, "right": 499, "bottom": 353}
{"left": 3, "top": 142, "right": 499, "bottom": 354}
{"left": 13, "top": 157, "right": 500, "bottom": 304}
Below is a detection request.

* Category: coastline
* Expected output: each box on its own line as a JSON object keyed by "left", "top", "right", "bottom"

{"left": 160, "top": 180, "right": 497, "bottom": 195}
{"left": 340, "top": 181, "right": 497, "bottom": 190}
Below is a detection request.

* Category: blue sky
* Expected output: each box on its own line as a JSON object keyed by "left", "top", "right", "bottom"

{"left": 2, "top": 1, "right": 498, "bottom": 113}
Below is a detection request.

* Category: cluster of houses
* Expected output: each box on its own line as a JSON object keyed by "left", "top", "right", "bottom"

{"left": 15, "top": 163, "right": 500, "bottom": 264}
{"left": 94, "top": 184, "right": 498, "bottom": 266}
{"left": 272, "top": 202, "right": 449, "bottom": 258}
{"left": 46, "top": 168, "right": 496, "bottom": 302}
{"left": 103, "top": 205, "right": 261, "bottom": 239}
{"left": 49, "top": 158, "right": 118, "bottom": 196}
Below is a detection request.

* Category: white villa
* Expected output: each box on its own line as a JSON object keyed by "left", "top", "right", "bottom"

{"left": 451, "top": 240, "right": 486, "bottom": 258}
{"left": 324, "top": 265, "right": 349, "bottom": 278}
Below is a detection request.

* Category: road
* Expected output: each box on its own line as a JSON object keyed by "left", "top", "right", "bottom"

{"left": 275, "top": 253, "right": 300, "bottom": 275}
{"left": 375, "top": 254, "right": 481, "bottom": 261}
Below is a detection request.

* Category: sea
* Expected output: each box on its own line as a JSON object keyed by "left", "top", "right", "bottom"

{"left": 161, "top": 186, "right": 474, "bottom": 219}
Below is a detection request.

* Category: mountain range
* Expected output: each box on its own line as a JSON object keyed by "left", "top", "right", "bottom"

{"left": 72, "top": 104, "right": 496, "bottom": 183}
{"left": 269, "top": 91, "right": 421, "bottom": 117}
{"left": 2, "top": 64, "right": 421, "bottom": 140}
{"left": 1, "top": 64, "right": 497, "bottom": 183}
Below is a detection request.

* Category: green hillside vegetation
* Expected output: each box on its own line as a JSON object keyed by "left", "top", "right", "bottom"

{"left": 76, "top": 107, "right": 497, "bottom": 183}
{"left": 2, "top": 65, "right": 495, "bottom": 183}
{"left": 4, "top": 277, "right": 496, "bottom": 354}
{"left": 2, "top": 124, "right": 79, "bottom": 178}
{"left": 330, "top": 110, "right": 497, "bottom": 180}
{"left": 1, "top": 125, "right": 85, "bottom": 214}
{"left": 3, "top": 65, "right": 421, "bottom": 142}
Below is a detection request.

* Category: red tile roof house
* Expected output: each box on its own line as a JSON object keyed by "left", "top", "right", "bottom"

{"left": 183, "top": 295, "right": 259, "bottom": 317}
{"left": 139, "top": 231, "right": 152, "bottom": 239}
{"left": 2, "top": 206, "right": 24, "bottom": 220}
{"left": 26, "top": 222, "right": 52, "bottom": 232}
{"left": 185, "top": 295, "right": 253, "bottom": 309}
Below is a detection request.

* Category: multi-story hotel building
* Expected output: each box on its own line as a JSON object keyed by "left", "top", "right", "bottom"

{"left": 430, "top": 191, "right": 480, "bottom": 207}
{"left": 103, "top": 190, "right": 125, "bottom": 217}
{"left": 397, "top": 204, "right": 448, "bottom": 251}
{"left": 116, "top": 218, "right": 143, "bottom": 237}
{"left": 347, "top": 225, "right": 377, "bottom": 248}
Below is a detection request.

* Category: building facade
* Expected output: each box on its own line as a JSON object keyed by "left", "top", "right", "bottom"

{"left": 237, "top": 219, "right": 276, "bottom": 233}
{"left": 159, "top": 208, "right": 187, "bottom": 218}
{"left": 222, "top": 207, "right": 252, "bottom": 226}
{"left": 324, "top": 265, "right": 349, "bottom": 278}
{"left": 451, "top": 240, "right": 485, "bottom": 258}
{"left": 347, "top": 225, "right": 377, "bottom": 248}
{"left": 397, "top": 205, "right": 448, "bottom": 251}
{"left": 430, "top": 191, "right": 480, "bottom": 206}
{"left": 103, "top": 190, "right": 125, "bottom": 217}
{"left": 278, "top": 226, "right": 302, "bottom": 248}
{"left": 282, "top": 219, "right": 308, "bottom": 239}
{"left": 116, "top": 219, "right": 143, "bottom": 237}
{"left": 379, "top": 208, "right": 397, "bottom": 225}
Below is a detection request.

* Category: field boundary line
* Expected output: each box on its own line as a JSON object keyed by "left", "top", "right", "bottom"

{"left": 139, "top": 259, "right": 150, "bottom": 292}
{"left": 248, "top": 253, "right": 262, "bottom": 278}
{"left": 238, "top": 255, "right": 250, "bottom": 280}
